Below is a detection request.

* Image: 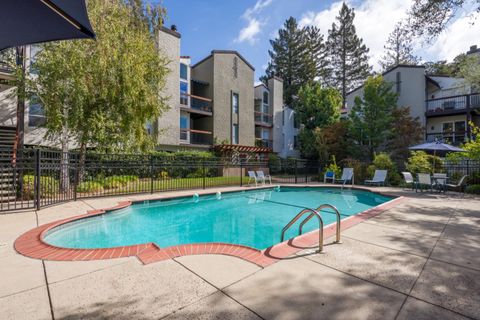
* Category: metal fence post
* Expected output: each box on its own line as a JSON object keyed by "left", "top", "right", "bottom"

{"left": 239, "top": 160, "right": 243, "bottom": 187}
{"left": 73, "top": 153, "right": 78, "bottom": 202}
{"left": 34, "top": 149, "right": 41, "bottom": 210}
{"left": 294, "top": 159, "right": 298, "bottom": 184}
{"left": 202, "top": 159, "right": 206, "bottom": 190}
{"left": 150, "top": 154, "right": 154, "bottom": 194}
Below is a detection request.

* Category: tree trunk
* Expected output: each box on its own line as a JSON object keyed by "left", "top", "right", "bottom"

{"left": 78, "top": 141, "right": 87, "bottom": 183}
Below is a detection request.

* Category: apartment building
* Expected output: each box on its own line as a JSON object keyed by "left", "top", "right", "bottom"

{"left": 0, "top": 46, "right": 52, "bottom": 151}
{"left": 345, "top": 45, "right": 480, "bottom": 146}
{"left": 156, "top": 26, "right": 299, "bottom": 157}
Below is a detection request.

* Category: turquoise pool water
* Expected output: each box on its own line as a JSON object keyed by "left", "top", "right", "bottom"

{"left": 44, "top": 187, "right": 394, "bottom": 250}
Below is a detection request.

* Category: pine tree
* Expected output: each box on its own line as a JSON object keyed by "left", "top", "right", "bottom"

{"left": 326, "top": 3, "right": 371, "bottom": 106}
{"left": 303, "top": 25, "right": 330, "bottom": 85}
{"left": 264, "top": 17, "right": 312, "bottom": 106}
{"left": 379, "top": 23, "right": 419, "bottom": 71}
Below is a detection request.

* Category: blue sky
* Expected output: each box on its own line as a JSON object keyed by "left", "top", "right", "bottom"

{"left": 156, "top": 0, "right": 479, "bottom": 82}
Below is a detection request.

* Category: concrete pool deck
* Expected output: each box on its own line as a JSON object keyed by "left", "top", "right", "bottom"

{"left": 1, "top": 185, "right": 479, "bottom": 319}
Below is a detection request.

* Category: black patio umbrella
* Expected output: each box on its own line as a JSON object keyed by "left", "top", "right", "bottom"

{"left": 0, "top": 0, "right": 96, "bottom": 51}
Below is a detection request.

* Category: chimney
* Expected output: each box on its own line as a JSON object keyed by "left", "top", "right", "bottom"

{"left": 467, "top": 45, "right": 478, "bottom": 55}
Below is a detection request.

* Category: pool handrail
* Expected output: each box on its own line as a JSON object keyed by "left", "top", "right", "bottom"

{"left": 299, "top": 204, "right": 341, "bottom": 244}
{"left": 281, "top": 208, "right": 324, "bottom": 252}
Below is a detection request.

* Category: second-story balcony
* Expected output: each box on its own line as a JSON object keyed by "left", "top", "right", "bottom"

{"left": 180, "top": 93, "right": 213, "bottom": 115}
{"left": 254, "top": 111, "right": 273, "bottom": 126}
{"left": 426, "top": 131, "right": 467, "bottom": 146}
{"left": 255, "top": 138, "right": 273, "bottom": 148}
{"left": 180, "top": 128, "right": 213, "bottom": 146}
{"left": 426, "top": 93, "right": 480, "bottom": 116}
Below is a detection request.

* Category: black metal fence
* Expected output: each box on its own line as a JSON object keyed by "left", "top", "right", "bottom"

{"left": 1, "top": 148, "right": 478, "bottom": 213}
{"left": 0, "top": 148, "right": 324, "bottom": 212}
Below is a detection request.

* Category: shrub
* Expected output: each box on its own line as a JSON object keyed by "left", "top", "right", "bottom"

{"left": 367, "top": 153, "right": 401, "bottom": 185}
{"left": 101, "top": 175, "right": 138, "bottom": 189}
{"left": 322, "top": 156, "right": 341, "bottom": 179}
{"left": 339, "top": 158, "right": 369, "bottom": 184}
{"left": 406, "top": 151, "right": 431, "bottom": 174}
{"left": 465, "top": 184, "right": 480, "bottom": 194}
{"left": 77, "top": 181, "right": 104, "bottom": 193}
{"left": 22, "top": 175, "right": 60, "bottom": 199}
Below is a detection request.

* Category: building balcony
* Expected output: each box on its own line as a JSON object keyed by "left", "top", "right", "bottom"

{"left": 254, "top": 111, "right": 273, "bottom": 127}
{"left": 426, "top": 93, "right": 480, "bottom": 117}
{"left": 426, "top": 131, "right": 467, "bottom": 146}
{"left": 180, "top": 128, "right": 213, "bottom": 146}
{"left": 180, "top": 93, "right": 213, "bottom": 116}
{"left": 255, "top": 138, "right": 273, "bottom": 148}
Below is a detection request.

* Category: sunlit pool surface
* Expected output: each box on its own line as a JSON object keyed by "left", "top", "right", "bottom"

{"left": 44, "top": 187, "right": 394, "bottom": 250}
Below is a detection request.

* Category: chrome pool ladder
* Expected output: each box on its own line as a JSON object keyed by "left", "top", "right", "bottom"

{"left": 280, "top": 204, "right": 341, "bottom": 253}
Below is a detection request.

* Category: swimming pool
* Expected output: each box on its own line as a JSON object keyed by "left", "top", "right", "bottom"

{"left": 44, "top": 187, "right": 394, "bottom": 251}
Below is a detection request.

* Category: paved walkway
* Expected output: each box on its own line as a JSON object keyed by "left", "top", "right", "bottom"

{"left": 0, "top": 186, "right": 479, "bottom": 319}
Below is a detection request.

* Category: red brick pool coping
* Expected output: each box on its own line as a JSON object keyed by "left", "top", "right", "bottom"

{"left": 15, "top": 193, "right": 404, "bottom": 268}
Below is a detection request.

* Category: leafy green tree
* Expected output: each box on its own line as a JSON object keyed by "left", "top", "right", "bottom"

{"left": 406, "top": 0, "right": 480, "bottom": 40}
{"left": 388, "top": 106, "right": 424, "bottom": 166}
{"left": 326, "top": 3, "right": 371, "bottom": 106}
{"left": 28, "top": 0, "right": 169, "bottom": 184}
{"left": 264, "top": 17, "right": 311, "bottom": 106}
{"left": 313, "top": 121, "right": 353, "bottom": 162}
{"left": 448, "top": 122, "right": 480, "bottom": 160}
{"left": 379, "top": 22, "right": 420, "bottom": 71}
{"left": 350, "top": 75, "right": 397, "bottom": 158}
{"left": 425, "top": 53, "right": 468, "bottom": 76}
{"left": 459, "top": 54, "right": 480, "bottom": 91}
{"left": 295, "top": 83, "right": 341, "bottom": 130}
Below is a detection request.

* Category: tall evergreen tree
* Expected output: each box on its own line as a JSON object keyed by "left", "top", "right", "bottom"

{"left": 326, "top": 3, "right": 371, "bottom": 106}
{"left": 264, "top": 17, "right": 311, "bottom": 106}
{"left": 303, "top": 26, "right": 330, "bottom": 85}
{"left": 379, "top": 23, "right": 420, "bottom": 70}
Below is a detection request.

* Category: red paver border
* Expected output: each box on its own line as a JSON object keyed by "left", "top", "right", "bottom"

{"left": 14, "top": 189, "right": 405, "bottom": 268}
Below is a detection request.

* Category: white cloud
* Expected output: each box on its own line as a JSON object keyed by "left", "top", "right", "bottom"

{"left": 299, "top": 0, "right": 479, "bottom": 69}
{"left": 235, "top": 0, "right": 274, "bottom": 45}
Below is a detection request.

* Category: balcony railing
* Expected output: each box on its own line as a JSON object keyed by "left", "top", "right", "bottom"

{"left": 180, "top": 128, "right": 213, "bottom": 145}
{"left": 180, "top": 93, "right": 212, "bottom": 113}
{"left": 426, "top": 131, "right": 467, "bottom": 146}
{"left": 254, "top": 111, "right": 272, "bottom": 125}
{"left": 0, "top": 61, "right": 13, "bottom": 74}
{"left": 255, "top": 138, "right": 273, "bottom": 148}
{"left": 426, "top": 93, "right": 480, "bottom": 114}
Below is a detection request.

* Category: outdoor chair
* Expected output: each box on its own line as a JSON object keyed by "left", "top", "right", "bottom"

{"left": 401, "top": 172, "right": 416, "bottom": 190}
{"left": 416, "top": 173, "right": 433, "bottom": 192}
{"left": 324, "top": 171, "right": 335, "bottom": 183}
{"left": 247, "top": 171, "right": 261, "bottom": 187}
{"left": 335, "top": 168, "right": 354, "bottom": 187}
{"left": 256, "top": 171, "right": 272, "bottom": 185}
{"left": 365, "top": 170, "right": 387, "bottom": 186}
{"left": 433, "top": 173, "right": 447, "bottom": 192}
{"left": 446, "top": 175, "right": 468, "bottom": 193}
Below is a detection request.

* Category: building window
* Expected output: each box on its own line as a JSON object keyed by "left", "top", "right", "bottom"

{"left": 180, "top": 114, "right": 189, "bottom": 140}
{"left": 282, "top": 109, "right": 285, "bottom": 126}
{"left": 28, "top": 95, "right": 46, "bottom": 127}
{"left": 232, "top": 92, "right": 239, "bottom": 114}
{"left": 293, "top": 112, "right": 300, "bottom": 129}
{"left": 180, "top": 81, "right": 188, "bottom": 105}
{"left": 232, "top": 124, "right": 239, "bottom": 144}
{"left": 293, "top": 135, "right": 298, "bottom": 149}
{"left": 180, "top": 63, "right": 188, "bottom": 80}
{"left": 263, "top": 91, "right": 269, "bottom": 104}
{"left": 396, "top": 72, "right": 401, "bottom": 93}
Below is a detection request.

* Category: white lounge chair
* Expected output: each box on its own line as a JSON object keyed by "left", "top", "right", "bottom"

{"left": 417, "top": 173, "right": 433, "bottom": 192}
{"left": 247, "top": 171, "right": 261, "bottom": 187}
{"left": 402, "top": 172, "right": 416, "bottom": 190}
{"left": 256, "top": 171, "right": 272, "bottom": 185}
{"left": 446, "top": 175, "right": 468, "bottom": 193}
{"left": 335, "top": 168, "right": 354, "bottom": 187}
{"left": 365, "top": 170, "right": 387, "bottom": 186}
